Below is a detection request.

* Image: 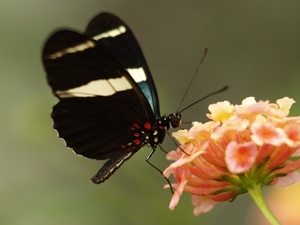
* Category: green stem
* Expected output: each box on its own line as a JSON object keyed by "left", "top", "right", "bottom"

{"left": 239, "top": 174, "right": 281, "bottom": 225}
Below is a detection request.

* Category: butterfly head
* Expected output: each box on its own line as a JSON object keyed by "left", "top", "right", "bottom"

{"left": 167, "top": 112, "right": 182, "bottom": 129}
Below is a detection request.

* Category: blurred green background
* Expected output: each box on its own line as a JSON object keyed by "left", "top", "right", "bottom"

{"left": 1, "top": 1, "right": 300, "bottom": 225}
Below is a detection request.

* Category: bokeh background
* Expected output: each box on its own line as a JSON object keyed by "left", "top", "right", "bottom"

{"left": 2, "top": 1, "right": 300, "bottom": 224}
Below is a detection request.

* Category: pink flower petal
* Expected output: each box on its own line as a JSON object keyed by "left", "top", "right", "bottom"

{"left": 276, "top": 171, "right": 300, "bottom": 187}
{"left": 211, "top": 116, "right": 249, "bottom": 139}
{"left": 235, "top": 97, "right": 269, "bottom": 116}
{"left": 165, "top": 150, "right": 181, "bottom": 161}
{"left": 251, "top": 121, "right": 286, "bottom": 146}
{"left": 225, "top": 141, "right": 258, "bottom": 173}
{"left": 284, "top": 124, "right": 300, "bottom": 147}
{"left": 169, "top": 180, "right": 188, "bottom": 210}
{"left": 191, "top": 195, "right": 218, "bottom": 215}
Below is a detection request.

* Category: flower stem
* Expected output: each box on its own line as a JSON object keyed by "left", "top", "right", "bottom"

{"left": 239, "top": 174, "right": 281, "bottom": 225}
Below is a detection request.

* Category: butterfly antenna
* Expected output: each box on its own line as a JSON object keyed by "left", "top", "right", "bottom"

{"left": 176, "top": 47, "right": 208, "bottom": 112}
{"left": 178, "top": 85, "right": 228, "bottom": 114}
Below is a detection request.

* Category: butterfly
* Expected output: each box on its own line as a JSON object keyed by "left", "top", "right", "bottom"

{"left": 42, "top": 12, "right": 182, "bottom": 185}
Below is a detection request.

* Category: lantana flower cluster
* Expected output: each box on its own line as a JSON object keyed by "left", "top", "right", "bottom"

{"left": 163, "top": 97, "right": 300, "bottom": 215}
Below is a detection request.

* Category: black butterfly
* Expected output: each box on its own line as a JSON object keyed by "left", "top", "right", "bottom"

{"left": 42, "top": 12, "right": 182, "bottom": 184}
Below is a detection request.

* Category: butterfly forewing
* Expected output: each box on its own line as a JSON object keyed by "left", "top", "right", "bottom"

{"left": 84, "top": 12, "right": 161, "bottom": 117}
{"left": 43, "top": 29, "right": 156, "bottom": 160}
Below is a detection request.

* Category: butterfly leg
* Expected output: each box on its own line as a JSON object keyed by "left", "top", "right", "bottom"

{"left": 158, "top": 144, "right": 168, "bottom": 154}
{"left": 146, "top": 148, "right": 174, "bottom": 194}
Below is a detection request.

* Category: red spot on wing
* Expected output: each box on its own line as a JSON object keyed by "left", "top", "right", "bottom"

{"left": 144, "top": 122, "right": 151, "bottom": 130}
{"left": 133, "top": 123, "right": 140, "bottom": 129}
{"left": 133, "top": 139, "right": 141, "bottom": 145}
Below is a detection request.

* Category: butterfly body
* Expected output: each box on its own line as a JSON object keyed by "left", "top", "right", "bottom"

{"left": 42, "top": 12, "right": 181, "bottom": 184}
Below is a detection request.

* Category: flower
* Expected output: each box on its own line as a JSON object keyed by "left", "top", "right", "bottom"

{"left": 163, "top": 97, "right": 300, "bottom": 216}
